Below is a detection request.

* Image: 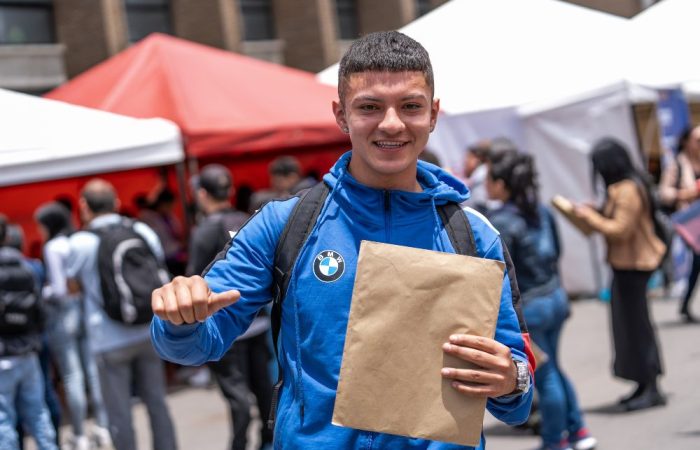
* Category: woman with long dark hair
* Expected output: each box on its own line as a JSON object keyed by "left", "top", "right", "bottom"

{"left": 575, "top": 138, "right": 667, "bottom": 411}
{"left": 35, "top": 202, "right": 112, "bottom": 449}
{"left": 487, "top": 152, "right": 595, "bottom": 450}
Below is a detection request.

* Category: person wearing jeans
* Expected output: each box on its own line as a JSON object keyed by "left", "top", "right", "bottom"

{"left": 0, "top": 355, "right": 58, "bottom": 450}
{"left": 487, "top": 151, "right": 595, "bottom": 450}
{"left": 523, "top": 289, "right": 591, "bottom": 449}
{"left": 0, "top": 216, "right": 57, "bottom": 450}
{"left": 36, "top": 202, "right": 112, "bottom": 450}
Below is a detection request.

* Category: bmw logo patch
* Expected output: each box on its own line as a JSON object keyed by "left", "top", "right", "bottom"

{"left": 313, "top": 250, "right": 345, "bottom": 282}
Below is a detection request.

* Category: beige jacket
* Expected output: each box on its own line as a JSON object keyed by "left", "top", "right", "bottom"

{"left": 585, "top": 179, "right": 666, "bottom": 271}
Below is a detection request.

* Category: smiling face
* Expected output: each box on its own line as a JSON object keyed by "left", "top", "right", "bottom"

{"left": 333, "top": 71, "right": 439, "bottom": 191}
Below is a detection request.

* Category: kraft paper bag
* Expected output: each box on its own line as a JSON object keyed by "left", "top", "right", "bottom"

{"left": 332, "top": 241, "right": 505, "bottom": 446}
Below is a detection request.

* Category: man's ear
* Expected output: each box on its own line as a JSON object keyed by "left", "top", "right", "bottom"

{"left": 429, "top": 98, "right": 440, "bottom": 133}
{"left": 332, "top": 101, "right": 349, "bottom": 134}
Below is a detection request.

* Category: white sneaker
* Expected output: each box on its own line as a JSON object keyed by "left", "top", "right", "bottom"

{"left": 92, "top": 426, "right": 114, "bottom": 449}
{"left": 571, "top": 436, "right": 597, "bottom": 450}
{"left": 63, "top": 435, "right": 90, "bottom": 450}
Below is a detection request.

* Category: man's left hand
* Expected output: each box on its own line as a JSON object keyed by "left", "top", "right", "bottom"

{"left": 441, "top": 334, "right": 518, "bottom": 398}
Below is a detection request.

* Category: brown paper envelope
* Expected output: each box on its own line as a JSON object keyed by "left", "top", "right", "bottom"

{"left": 332, "top": 240, "right": 505, "bottom": 446}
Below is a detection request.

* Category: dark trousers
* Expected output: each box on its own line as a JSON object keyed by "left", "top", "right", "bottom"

{"left": 97, "top": 341, "right": 178, "bottom": 450}
{"left": 209, "top": 332, "right": 273, "bottom": 450}
{"left": 681, "top": 251, "right": 700, "bottom": 314}
{"left": 611, "top": 270, "right": 663, "bottom": 383}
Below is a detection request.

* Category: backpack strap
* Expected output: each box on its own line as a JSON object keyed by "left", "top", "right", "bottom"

{"left": 268, "top": 181, "right": 329, "bottom": 429}
{"left": 437, "top": 202, "right": 477, "bottom": 257}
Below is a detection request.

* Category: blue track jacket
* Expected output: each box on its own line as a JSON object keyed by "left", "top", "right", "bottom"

{"left": 152, "top": 152, "right": 534, "bottom": 449}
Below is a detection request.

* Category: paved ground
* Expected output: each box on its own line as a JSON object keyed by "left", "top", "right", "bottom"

{"left": 29, "top": 294, "right": 700, "bottom": 450}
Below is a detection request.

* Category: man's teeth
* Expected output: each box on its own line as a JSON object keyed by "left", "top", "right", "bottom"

{"left": 375, "top": 141, "right": 405, "bottom": 148}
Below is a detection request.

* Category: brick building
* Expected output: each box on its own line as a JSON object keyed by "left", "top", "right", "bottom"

{"left": 0, "top": 0, "right": 659, "bottom": 93}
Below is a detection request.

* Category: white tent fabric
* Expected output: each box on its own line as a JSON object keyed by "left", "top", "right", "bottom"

{"left": 627, "top": 0, "right": 700, "bottom": 88}
{"left": 0, "top": 88, "right": 183, "bottom": 187}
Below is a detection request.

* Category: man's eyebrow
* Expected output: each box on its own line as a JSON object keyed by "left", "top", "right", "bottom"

{"left": 401, "top": 94, "right": 428, "bottom": 101}
{"left": 352, "top": 94, "right": 428, "bottom": 103}
{"left": 352, "top": 95, "right": 382, "bottom": 103}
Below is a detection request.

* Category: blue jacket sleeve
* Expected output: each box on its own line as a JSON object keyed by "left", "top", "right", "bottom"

{"left": 482, "top": 236, "right": 534, "bottom": 426}
{"left": 151, "top": 199, "right": 297, "bottom": 366}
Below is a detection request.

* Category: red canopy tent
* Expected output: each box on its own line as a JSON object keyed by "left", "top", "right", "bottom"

{"left": 46, "top": 33, "right": 350, "bottom": 190}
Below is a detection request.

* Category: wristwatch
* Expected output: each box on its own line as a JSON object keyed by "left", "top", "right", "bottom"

{"left": 511, "top": 359, "right": 530, "bottom": 395}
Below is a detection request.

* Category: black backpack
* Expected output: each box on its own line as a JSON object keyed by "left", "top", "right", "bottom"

{"left": 266, "top": 182, "right": 479, "bottom": 429}
{"left": 92, "top": 219, "right": 170, "bottom": 325}
{"left": 0, "top": 247, "right": 41, "bottom": 336}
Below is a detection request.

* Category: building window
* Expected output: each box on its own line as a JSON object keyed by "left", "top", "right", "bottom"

{"left": 416, "top": 0, "right": 432, "bottom": 17}
{"left": 240, "top": 0, "right": 275, "bottom": 41}
{"left": 336, "top": 0, "right": 357, "bottom": 40}
{"left": 125, "top": 0, "right": 171, "bottom": 43}
{"left": 0, "top": 0, "right": 55, "bottom": 44}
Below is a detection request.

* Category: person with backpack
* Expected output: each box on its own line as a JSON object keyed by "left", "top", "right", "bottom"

{"left": 0, "top": 214, "right": 58, "bottom": 450}
{"left": 151, "top": 31, "right": 534, "bottom": 449}
{"left": 35, "top": 202, "right": 112, "bottom": 450}
{"left": 574, "top": 138, "right": 667, "bottom": 412}
{"left": 66, "top": 179, "right": 177, "bottom": 450}
{"left": 187, "top": 164, "right": 273, "bottom": 450}
{"left": 486, "top": 152, "right": 595, "bottom": 450}
{"left": 658, "top": 125, "right": 700, "bottom": 322}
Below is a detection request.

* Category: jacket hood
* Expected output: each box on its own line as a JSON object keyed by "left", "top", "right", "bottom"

{"left": 323, "top": 151, "right": 470, "bottom": 204}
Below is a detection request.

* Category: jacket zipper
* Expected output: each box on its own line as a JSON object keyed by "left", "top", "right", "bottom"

{"left": 384, "top": 191, "right": 392, "bottom": 242}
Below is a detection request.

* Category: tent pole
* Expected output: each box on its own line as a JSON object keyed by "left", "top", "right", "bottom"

{"left": 175, "top": 161, "right": 191, "bottom": 237}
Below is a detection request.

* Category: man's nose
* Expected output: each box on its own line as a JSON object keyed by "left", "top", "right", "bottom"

{"left": 378, "top": 107, "right": 406, "bottom": 134}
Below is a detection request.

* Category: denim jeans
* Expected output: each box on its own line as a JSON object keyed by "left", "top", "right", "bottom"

{"left": 46, "top": 299, "right": 109, "bottom": 437}
{"left": 523, "top": 287, "right": 585, "bottom": 446}
{"left": 96, "top": 340, "right": 177, "bottom": 450}
{"left": 0, "top": 353, "right": 58, "bottom": 450}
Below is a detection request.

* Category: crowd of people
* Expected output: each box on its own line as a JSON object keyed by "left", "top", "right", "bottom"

{"left": 0, "top": 155, "right": 310, "bottom": 450}
{"left": 1, "top": 29, "right": 697, "bottom": 450}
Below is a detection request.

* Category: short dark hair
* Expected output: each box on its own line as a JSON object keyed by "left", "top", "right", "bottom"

{"left": 195, "top": 164, "right": 232, "bottom": 201}
{"left": 35, "top": 202, "right": 73, "bottom": 240}
{"left": 81, "top": 179, "right": 117, "bottom": 214}
{"left": 269, "top": 156, "right": 301, "bottom": 176}
{"left": 338, "top": 31, "right": 434, "bottom": 103}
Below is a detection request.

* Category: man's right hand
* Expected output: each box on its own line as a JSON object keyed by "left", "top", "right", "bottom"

{"left": 152, "top": 276, "right": 240, "bottom": 325}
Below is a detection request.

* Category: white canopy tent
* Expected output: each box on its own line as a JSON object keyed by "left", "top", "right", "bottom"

{"left": 627, "top": 0, "right": 700, "bottom": 89}
{"left": 0, "top": 88, "right": 183, "bottom": 187}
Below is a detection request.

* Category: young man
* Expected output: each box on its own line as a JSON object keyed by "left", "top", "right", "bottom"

{"left": 188, "top": 164, "right": 273, "bottom": 450}
{"left": 151, "top": 31, "right": 534, "bottom": 449}
{"left": 67, "top": 180, "right": 178, "bottom": 450}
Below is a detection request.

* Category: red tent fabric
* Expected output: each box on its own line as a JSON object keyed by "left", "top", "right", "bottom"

{"left": 46, "top": 33, "right": 349, "bottom": 159}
